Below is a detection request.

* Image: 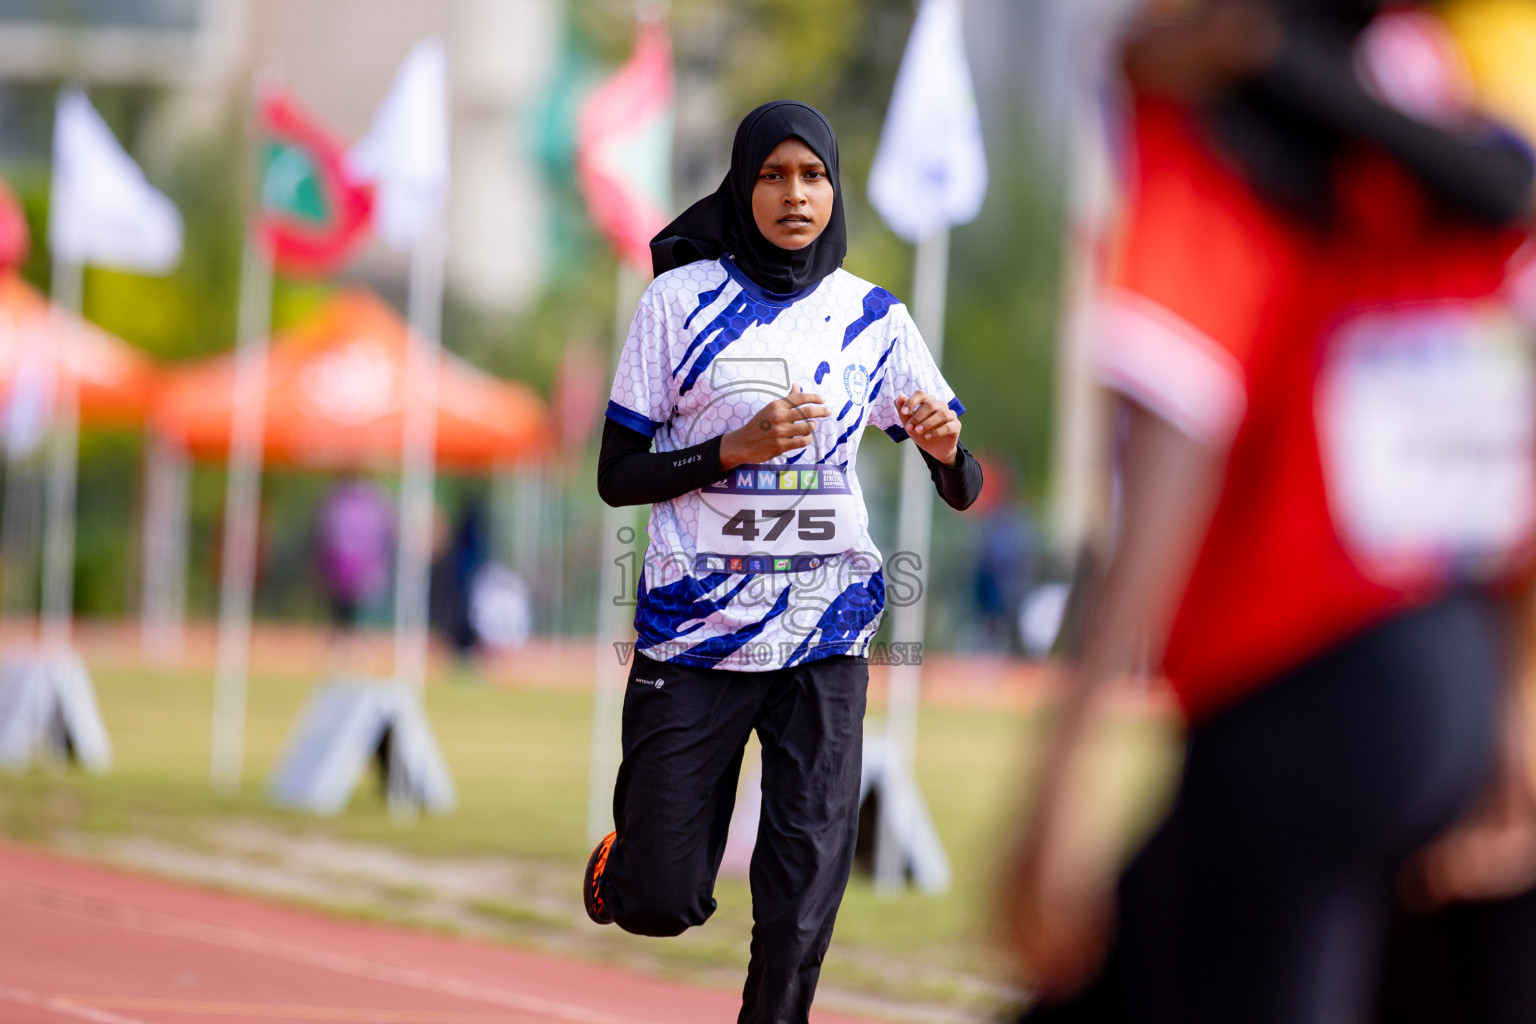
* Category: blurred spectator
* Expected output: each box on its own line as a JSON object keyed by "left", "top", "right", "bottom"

{"left": 468, "top": 561, "right": 533, "bottom": 652}
{"left": 429, "top": 494, "right": 489, "bottom": 662}
{"left": 966, "top": 456, "right": 1038, "bottom": 654}
{"left": 313, "top": 476, "right": 394, "bottom": 632}
{"left": 1018, "top": 583, "right": 1070, "bottom": 661}
{"left": 1005, "top": 2, "right": 1536, "bottom": 1022}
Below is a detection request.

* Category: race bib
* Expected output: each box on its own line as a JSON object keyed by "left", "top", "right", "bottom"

{"left": 1316, "top": 302, "right": 1536, "bottom": 583}
{"left": 693, "top": 463, "right": 859, "bottom": 574}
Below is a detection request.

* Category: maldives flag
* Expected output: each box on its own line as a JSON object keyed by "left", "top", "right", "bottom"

{"left": 257, "top": 87, "right": 373, "bottom": 276}
{"left": 575, "top": 19, "right": 673, "bottom": 272}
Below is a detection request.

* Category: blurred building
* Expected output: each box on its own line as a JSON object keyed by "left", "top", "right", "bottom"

{"left": 0, "top": 0, "right": 560, "bottom": 310}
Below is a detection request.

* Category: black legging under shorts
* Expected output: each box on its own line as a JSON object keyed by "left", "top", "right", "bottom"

{"left": 1021, "top": 590, "right": 1507, "bottom": 1024}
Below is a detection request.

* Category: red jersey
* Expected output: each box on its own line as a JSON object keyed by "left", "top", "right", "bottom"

{"left": 1098, "top": 98, "right": 1535, "bottom": 720}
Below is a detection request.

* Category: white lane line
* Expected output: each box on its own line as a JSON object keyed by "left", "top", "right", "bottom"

{"left": 0, "top": 984, "right": 156, "bottom": 1024}
{"left": 58, "top": 997, "right": 554, "bottom": 1023}
{"left": 1, "top": 882, "right": 675, "bottom": 1024}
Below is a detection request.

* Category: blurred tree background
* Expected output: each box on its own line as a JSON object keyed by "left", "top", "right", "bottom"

{"left": 0, "top": 0, "right": 1065, "bottom": 649}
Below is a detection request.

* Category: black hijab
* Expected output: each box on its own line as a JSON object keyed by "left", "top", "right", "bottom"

{"left": 650, "top": 100, "right": 847, "bottom": 294}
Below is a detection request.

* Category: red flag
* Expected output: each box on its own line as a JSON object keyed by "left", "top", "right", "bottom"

{"left": 553, "top": 339, "right": 604, "bottom": 457}
{"left": 0, "top": 177, "right": 29, "bottom": 274}
{"left": 576, "top": 19, "right": 673, "bottom": 271}
{"left": 257, "top": 88, "right": 373, "bottom": 276}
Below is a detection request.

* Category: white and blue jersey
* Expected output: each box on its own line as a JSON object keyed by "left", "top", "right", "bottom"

{"left": 607, "top": 255, "right": 963, "bottom": 671}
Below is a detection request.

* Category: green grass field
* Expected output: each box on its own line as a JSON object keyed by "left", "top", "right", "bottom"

{"left": 0, "top": 661, "right": 1178, "bottom": 1019}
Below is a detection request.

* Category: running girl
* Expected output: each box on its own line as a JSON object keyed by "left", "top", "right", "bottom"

{"left": 585, "top": 100, "right": 983, "bottom": 1024}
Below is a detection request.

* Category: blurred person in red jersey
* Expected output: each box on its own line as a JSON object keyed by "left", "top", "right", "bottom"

{"left": 1003, "top": 1, "right": 1536, "bottom": 1022}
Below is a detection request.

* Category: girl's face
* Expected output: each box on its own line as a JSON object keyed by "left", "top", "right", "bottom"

{"left": 751, "top": 137, "right": 834, "bottom": 251}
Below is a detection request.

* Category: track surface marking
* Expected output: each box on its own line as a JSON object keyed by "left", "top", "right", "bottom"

{"left": 0, "top": 843, "right": 885, "bottom": 1024}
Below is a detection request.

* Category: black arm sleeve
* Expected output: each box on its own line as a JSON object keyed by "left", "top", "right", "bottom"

{"left": 597, "top": 416, "right": 726, "bottom": 508}
{"left": 599, "top": 414, "right": 982, "bottom": 511}
{"left": 1251, "top": 27, "right": 1535, "bottom": 226}
{"left": 919, "top": 440, "right": 984, "bottom": 512}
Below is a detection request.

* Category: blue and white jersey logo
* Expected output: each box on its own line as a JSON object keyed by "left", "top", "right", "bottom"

{"left": 844, "top": 363, "right": 871, "bottom": 405}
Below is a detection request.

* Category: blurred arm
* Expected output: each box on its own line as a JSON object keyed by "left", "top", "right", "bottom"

{"left": 1004, "top": 400, "right": 1226, "bottom": 999}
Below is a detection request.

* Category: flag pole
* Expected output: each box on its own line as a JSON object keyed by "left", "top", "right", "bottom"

{"left": 38, "top": 255, "right": 82, "bottom": 657}
{"left": 393, "top": 217, "right": 446, "bottom": 696}
{"left": 576, "top": 4, "right": 672, "bottom": 845}
{"left": 28, "top": 85, "right": 179, "bottom": 772}
{"left": 210, "top": 70, "right": 278, "bottom": 795}
{"left": 875, "top": 226, "right": 950, "bottom": 893}
{"left": 209, "top": 229, "right": 274, "bottom": 795}
{"left": 1047, "top": 19, "right": 1117, "bottom": 561}
{"left": 141, "top": 430, "right": 189, "bottom": 664}
{"left": 0, "top": 419, "right": 44, "bottom": 622}
{"left": 393, "top": 218, "right": 448, "bottom": 696}
{"left": 2, "top": 321, "right": 51, "bottom": 627}
{"left": 29, "top": 253, "right": 85, "bottom": 773}
{"left": 389, "top": 215, "right": 447, "bottom": 815}
{"left": 586, "top": 263, "right": 645, "bottom": 845}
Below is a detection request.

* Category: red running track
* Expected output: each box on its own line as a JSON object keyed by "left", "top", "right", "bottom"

{"left": 0, "top": 843, "right": 885, "bottom": 1024}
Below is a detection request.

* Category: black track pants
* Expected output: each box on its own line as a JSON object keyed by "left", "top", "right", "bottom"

{"left": 602, "top": 652, "right": 869, "bottom": 1024}
{"left": 1376, "top": 885, "right": 1536, "bottom": 1024}
{"left": 1022, "top": 591, "right": 1506, "bottom": 1024}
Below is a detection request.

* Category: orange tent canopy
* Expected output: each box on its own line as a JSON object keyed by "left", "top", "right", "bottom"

{"left": 0, "top": 273, "right": 160, "bottom": 427}
{"left": 151, "top": 289, "right": 552, "bottom": 471}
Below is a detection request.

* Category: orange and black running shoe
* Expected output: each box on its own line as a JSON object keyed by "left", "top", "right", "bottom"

{"left": 584, "top": 831, "right": 616, "bottom": 925}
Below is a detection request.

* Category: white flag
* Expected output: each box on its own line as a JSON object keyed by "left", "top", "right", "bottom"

{"left": 347, "top": 37, "right": 450, "bottom": 251}
{"left": 868, "top": 0, "right": 988, "bottom": 243}
{"left": 49, "top": 88, "right": 183, "bottom": 273}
